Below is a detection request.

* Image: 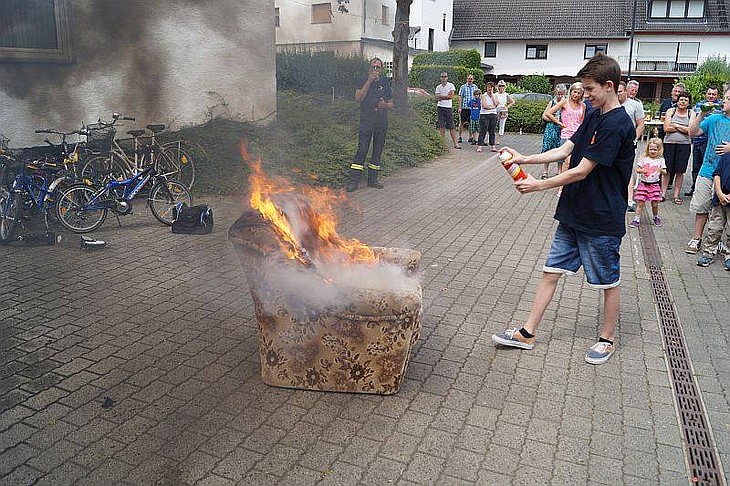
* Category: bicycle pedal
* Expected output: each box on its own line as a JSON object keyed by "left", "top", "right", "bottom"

{"left": 80, "top": 236, "right": 107, "bottom": 250}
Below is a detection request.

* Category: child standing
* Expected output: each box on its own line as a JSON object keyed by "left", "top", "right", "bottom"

{"left": 469, "top": 89, "right": 482, "bottom": 146}
{"left": 696, "top": 151, "right": 730, "bottom": 269}
{"left": 630, "top": 138, "right": 667, "bottom": 228}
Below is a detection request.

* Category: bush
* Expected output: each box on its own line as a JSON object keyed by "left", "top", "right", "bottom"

{"left": 409, "top": 66, "right": 484, "bottom": 92}
{"left": 504, "top": 100, "right": 547, "bottom": 134}
{"left": 276, "top": 51, "right": 368, "bottom": 99}
{"left": 519, "top": 74, "right": 552, "bottom": 94}
{"left": 412, "top": 49, "right": 481, "bottom": 68}
{"left": 168, "top": 91, "right": 444, "bottom": 194}
{"left": 678, "top": 55, "right": 730, "bottom": 103}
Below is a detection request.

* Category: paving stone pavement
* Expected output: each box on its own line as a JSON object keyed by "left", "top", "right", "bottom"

{"left": 1, "top": 133, "right": 728, "bottom": 485}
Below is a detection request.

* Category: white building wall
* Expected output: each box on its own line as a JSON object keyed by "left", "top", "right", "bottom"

{"left": 0, "top": 0, "right": 276, "bottom": 147}
{"left": 453, "top": 34, "right": 729, "bottom": 78}
{"left": 276, "top": 1, "right": 361, "bottom": 47}
{"left": 410, "top": 0, "right": 452, "bottom": 52}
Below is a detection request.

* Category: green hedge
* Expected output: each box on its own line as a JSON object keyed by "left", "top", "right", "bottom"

{"left": 412, "top": 49, "right": 481, "bottom": 68}
{"left": 276, "top": 51, "right": 368, "bottom": 99}
{"left": 409, "top": 66, "right": 484, "bottom": 92}
{"left": 519, "top": 74, "right": 552, "bottom": 94}
{"left": 504, "top": 100, "right": 547, "bottom": 134}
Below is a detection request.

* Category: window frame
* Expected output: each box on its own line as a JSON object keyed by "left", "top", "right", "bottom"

{"left": 382, "top": 5, "right": 390, "bottom": 25}
{"left": 649, "top": 0, "right": 705, "bottom": 19}
{"left": 484, "top": 42, "right": 496, "bottom": 58}
{"left": 275, "top": 7, "right": 280, "bottom": 27}
{"left": 526, "top": 44, "right": 548, "bottom": 60}
{"left": 311, "top": 2, "right": 332, "bottom": 24}
{"left": 0, "top": 0, "right": 71, "bottom": 63}
{"left": 584, "top": 44, "right": 608, "bottom": 59}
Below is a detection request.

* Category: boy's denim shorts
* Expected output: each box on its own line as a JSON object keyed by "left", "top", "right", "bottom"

{"left": 543, "top": 223, "right": 622, "bottom": 288}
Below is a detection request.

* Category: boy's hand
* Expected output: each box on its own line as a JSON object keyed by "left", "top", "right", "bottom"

{"left": 514, "top": 173, "right": 542, "bottom": 194}
{"left": 719, "top": 193, "right": 730, "bottom": 206}
{"left": 500, "top": 146, "right": 525, "bottom": 164}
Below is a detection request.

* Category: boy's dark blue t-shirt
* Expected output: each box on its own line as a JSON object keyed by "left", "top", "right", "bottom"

{"left": 555, "top": 106, "right": 635, "bottom": 236}
{"left": 711, "top": 153, "right": 730, "bottom": 206}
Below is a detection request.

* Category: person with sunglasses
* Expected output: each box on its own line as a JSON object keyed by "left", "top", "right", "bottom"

{"left": 346, "top": 57, "right": 393, "bottom": 192}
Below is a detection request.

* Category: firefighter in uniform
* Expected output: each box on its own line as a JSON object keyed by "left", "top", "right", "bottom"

{"left": 346, "top": 57, "right": 393, "bottom": 192}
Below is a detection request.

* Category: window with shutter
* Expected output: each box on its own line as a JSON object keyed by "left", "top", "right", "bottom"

{"left": 0, "top": 0, "right": 71, "bottom": 62}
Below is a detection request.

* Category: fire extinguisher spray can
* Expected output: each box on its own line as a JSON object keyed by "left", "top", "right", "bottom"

{"left": 499, "top": 150, "right": 528, "bottom": 181}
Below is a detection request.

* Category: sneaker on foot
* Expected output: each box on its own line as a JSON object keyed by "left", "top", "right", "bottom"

{"left": 653, "top": 215, "right": 662, "bottom": 227}
{"left": 629, "top": 219, "right": 640, "bottom": 228}
{"left": 697, "top": 254, "right": 714, "bottom": 267}
{"left": 627, "top": 202, "right": 636, "bottom": 212}
{"left": 458, "top": 136, "right": 463, "bottom": 143}
{"left": 685, "top": 238, "right": 701, "bottom": 254}
{"left": 585, "top": 341, "right": 615, "bottom": 365}
{"left": 491, "top": 328, "right": 535, "bottom": 350}
{"left": 724, "top": 257, "right": 730, "bottom": 271}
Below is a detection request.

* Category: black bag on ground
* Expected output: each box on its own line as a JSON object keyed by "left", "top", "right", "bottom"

{"left": 172, "top": 203, "right": 213, "bottom": 234}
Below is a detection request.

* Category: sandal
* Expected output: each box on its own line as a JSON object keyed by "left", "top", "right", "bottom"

{"left": 455, "top": 145, "right": 462, "bottom": 149}
{"left": 673, "top": 197, "right": 683, "bottom": 205}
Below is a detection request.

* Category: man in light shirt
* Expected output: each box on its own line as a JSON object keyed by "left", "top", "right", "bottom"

{"left": 619, "top": 81, "right": 645, "bottom": 211}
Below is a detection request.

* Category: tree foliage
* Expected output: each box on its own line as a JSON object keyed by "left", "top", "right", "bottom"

{"left": 678, "top": 55, "right": 730, "bottom": 102}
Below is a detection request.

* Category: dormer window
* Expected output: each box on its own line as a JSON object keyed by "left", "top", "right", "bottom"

{"left": 649, "top": 0, "right": 705, "bottom": 19}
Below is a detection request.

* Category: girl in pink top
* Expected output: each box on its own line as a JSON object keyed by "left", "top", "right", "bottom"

{"left": 546, "top": 82, "right": 586, "bottom": 176}
{"left": 630, "top": 138, "right": 667, "bottom": 228}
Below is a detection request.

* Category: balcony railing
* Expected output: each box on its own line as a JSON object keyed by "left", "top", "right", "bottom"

{"left": 618, "top": 56, "right": 703, "bottom": 74}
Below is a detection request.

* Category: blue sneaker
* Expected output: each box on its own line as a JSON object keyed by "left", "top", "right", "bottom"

{"left": 585, "top": 341, "right": 615, "bottom": 365}
{"left": 724, "top": 257, "right": 730, "bottom": 271}
{"left": 697, "top": 254, "right": 714, "bottom": 267}
{"left": 492, "top": 327, "right": 535, "bottom": 350}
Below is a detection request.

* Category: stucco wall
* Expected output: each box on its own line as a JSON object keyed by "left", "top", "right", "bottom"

{"left": 0, "top": 0, "right": 276, "bottom": 147}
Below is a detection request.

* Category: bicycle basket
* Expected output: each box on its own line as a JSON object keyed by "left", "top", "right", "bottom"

{"left": 84, "top": 123, "right": 116, "bottom": 150}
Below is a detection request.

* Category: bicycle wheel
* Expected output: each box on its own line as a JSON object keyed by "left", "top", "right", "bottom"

{"left": 80, "top": 153, "right": 129, "bottom": 183}
{"left": 55, "top": 184, "right": 107, "bottom": 233}
{"left": 148, "top": 180, "right": 192, "bottom": 225}
{"left": 157, "top": 144, "right": 195, "bottom": 189}
{"left": 0, "top": 192, "right": 21, "bottom": 243}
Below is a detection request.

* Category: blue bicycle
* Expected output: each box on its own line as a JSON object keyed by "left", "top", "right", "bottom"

{"left": 0, "top": 160, "right": 73, "bottom": 243}
{"left": 54, "top": 165, "right": 192, "bottom": 233}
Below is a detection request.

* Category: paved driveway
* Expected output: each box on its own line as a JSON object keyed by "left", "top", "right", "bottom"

{"left": 1, "top": 133, "right": 728, "bottom": 485}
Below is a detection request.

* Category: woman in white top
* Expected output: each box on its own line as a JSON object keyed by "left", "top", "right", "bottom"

{"left": 477, "top": 82, "right": 500, "bottom": 153}
{"left": 495, "top": 80, "right": 516, "bottom": 144}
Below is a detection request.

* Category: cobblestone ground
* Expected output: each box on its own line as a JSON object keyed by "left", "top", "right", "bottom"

{"left": 1, "top": 133, "right": 728, "bottom": 485}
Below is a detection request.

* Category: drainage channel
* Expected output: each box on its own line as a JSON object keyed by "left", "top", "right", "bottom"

{"left": 638, "top": 222, "right": 726, "bottom": 486}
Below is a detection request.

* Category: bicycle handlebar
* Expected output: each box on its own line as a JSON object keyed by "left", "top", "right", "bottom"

{"left": 35, "top": 129, "right": 82, "bottom": 136}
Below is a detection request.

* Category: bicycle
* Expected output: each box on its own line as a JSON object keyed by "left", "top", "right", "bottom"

{"left": 80, "top": 113, "right": 196, "bottom": 189}
{"left": 54, "top": 164, "right": 192, "bottom": 233}
{"left": 0, "top": 159, "right": 74, "bottom": 243}
{"left": 0, "top": 126, "right": 88, "bottom": 243}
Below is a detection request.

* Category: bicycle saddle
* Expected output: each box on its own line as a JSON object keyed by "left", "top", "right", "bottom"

{"left": 146, "top": 124, "right": 166, "bottom": 133}
{"left": 127, "top": 130, "right": 146, "bottom": 138}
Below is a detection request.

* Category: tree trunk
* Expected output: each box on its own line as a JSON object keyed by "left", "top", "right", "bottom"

{"left": 392, "top": 0, "right": 412, "bottom": 115}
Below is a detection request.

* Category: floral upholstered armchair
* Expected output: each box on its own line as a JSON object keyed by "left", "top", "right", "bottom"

{"left": 229, "top": 212, "right": 422, "bottom": 394}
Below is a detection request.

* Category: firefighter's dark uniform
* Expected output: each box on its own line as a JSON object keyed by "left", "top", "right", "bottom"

{"left": 347, "top": 75, "right": 392, "bottom": 191}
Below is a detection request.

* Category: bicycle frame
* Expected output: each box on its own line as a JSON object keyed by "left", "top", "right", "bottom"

{"left": 82, "top": 167, "right": 157, "bottom": 211}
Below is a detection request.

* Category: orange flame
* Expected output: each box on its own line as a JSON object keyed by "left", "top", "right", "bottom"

{"left": 243, "top": 143, "right": 377, "bottom": 266}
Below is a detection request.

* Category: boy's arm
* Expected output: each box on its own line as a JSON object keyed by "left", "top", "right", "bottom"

{"left": 689, "top": 108, "right": 706, "bottom": 137}
{"left": 515, "top": 156, "right": 597, "bottom": 194}
{"left": 505, "top": 141, "right": 574, "bottom": 166}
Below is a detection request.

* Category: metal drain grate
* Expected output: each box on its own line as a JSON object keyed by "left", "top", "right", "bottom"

{"left": 638, "top": 223, "right": 726, "bottom": 486}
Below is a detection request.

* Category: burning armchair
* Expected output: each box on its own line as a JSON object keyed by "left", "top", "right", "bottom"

{"left": 228, "top": 160, "right": 422, "bottom": 394}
